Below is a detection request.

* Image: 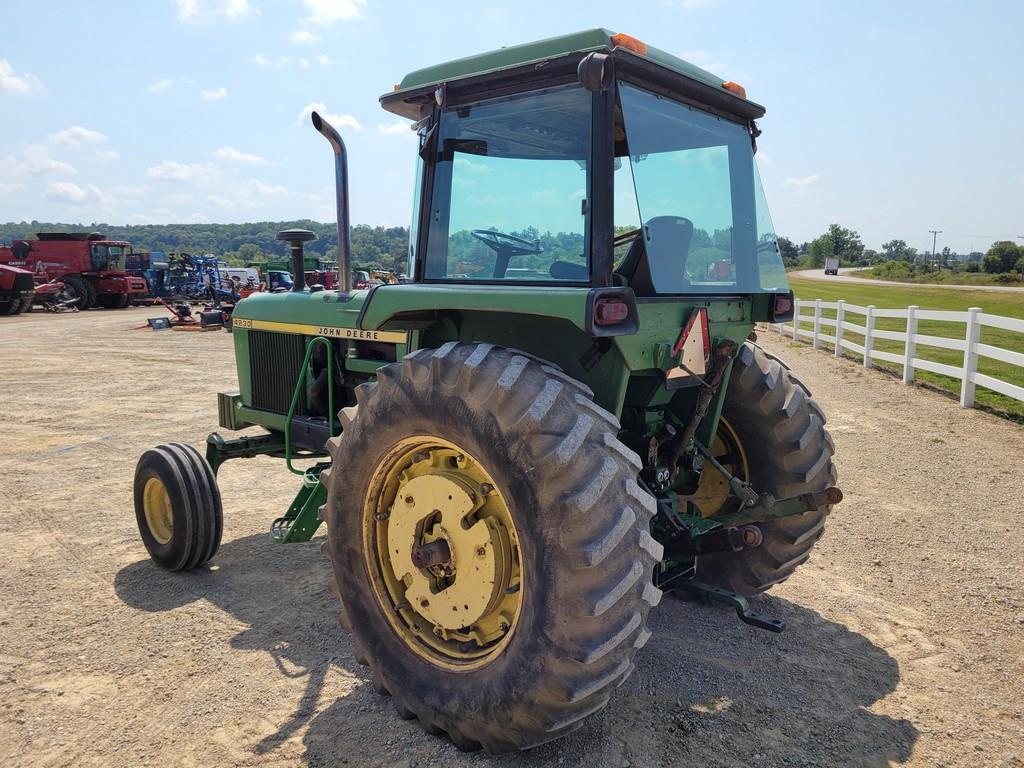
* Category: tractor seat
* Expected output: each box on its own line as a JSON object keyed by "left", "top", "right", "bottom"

{"left": 615, "top": 216, "right": 694, "bottom": 296}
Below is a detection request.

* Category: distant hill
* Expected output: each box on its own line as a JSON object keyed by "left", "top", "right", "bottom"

{"left": 0, "top": 220, "right": 411, "bottom": 273}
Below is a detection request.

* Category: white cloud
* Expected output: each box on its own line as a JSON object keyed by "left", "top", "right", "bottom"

{"left": 0, "top": 182, "right": 23, "bottom": 197}
{"left": 49, "top": 126, "right": 107, "bottom": 147}
{"left": 44, "top": 181, "right": 106, "bottom": 207}
{"left": 251, "top": 52, "right": 334, "bottom": 69}
{"left": 212, "top": 146, "right": 267, "bottom": 164}
{"left": 378, "top": 121, "right": 412, "bottom": 136}
{"left": 304, "top": 0, "right": 366, "bottom": 25}
{"left": 175, "top": 0, "right": 257, "bottom": 24}
{"left": 296, "top": 102, "right": 362, "bottom": 131}
{"left": 149, "top": 78, "right": 174, "bottom": 93}
{"left": 782, "top": 174, "right": 820, "bottom": 189}
{"left": 0, "top": 59, "right": 44, "bottom": 95}
{"left": 207, "top": 179, "right": 288, "bottom": 208}
{"left": 289, "top": 30, "right": 319, "bottom": 44}
{"left": 21, "top": 145, "right": 76, "bottom": 175}
{"left": 145, "top": 160, "right": 216, "bottom": 182}
{"left": 201, "top": 87, "right": 227, "bottom": 101}
{"left": 94, "top": 150, "right": 120, "bottom": 162}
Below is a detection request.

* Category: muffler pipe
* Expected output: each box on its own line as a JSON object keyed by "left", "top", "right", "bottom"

{"left": 311, "top": 111, "right": 352, "bottom": 293}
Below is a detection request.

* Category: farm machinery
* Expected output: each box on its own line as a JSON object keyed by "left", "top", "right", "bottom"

{"left": 133, "top": 29, "right": 840, "bottom": 754}
{"left": 0, "top": 232, "right": 147, "bottom": 309}
{"left": 0, "top": 263, "right": 35, "bottom": 315}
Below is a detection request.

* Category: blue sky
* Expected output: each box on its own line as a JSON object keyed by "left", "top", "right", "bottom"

{"left": 0, "top": 0, "right": 1020, "bottom": 253}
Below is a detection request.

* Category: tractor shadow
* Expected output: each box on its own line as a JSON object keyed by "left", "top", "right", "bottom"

{"left": 113, "top": 532, "right": 374, "bottom": 758}
{"left": 116, "top": 540, "right": 917, "bottom": 768}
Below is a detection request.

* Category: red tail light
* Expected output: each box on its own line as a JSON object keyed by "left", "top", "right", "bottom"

{"left": 594, "top": 297, "right": 629, "bottom": 326}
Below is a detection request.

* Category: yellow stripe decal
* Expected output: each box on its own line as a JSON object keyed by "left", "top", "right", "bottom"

{"left": 234, "top": 317, "right": 407, "bottom": 344}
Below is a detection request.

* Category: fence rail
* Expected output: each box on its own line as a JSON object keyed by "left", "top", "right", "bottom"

{"left": 765, "top": 299, "right": 1024, "bottom": 408}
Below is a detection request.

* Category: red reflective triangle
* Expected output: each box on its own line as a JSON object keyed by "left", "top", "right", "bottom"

{"left": 670, "top": 308, "right": 711, "bottom": 377}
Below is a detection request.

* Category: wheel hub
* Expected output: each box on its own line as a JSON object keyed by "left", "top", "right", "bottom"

{"left": 365, "top": 439, "right": 523, "bottom": 668}
{"left": 142, "top": 476, "right": 173, "bottom": 544}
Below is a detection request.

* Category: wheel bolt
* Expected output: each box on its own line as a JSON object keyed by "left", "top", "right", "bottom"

{"left": 479, "top": 483, "right": 493, "bottom": 495}
{"left": 475, "top": 546, "right": 487, "bottom": 558}
{"left": 404, "top": 495, "right": 414, "bottom": 505}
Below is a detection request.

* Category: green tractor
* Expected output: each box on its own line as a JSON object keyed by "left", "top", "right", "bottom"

{"left": 134, "top": 29, "right": 839, "bottom": 754}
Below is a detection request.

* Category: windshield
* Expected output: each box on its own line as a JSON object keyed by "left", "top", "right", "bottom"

{"left": 424, "top": 84, "right": 591, "bottom": 282}
{"left": 616, "top": 83, "right": 787, "bottom": 294}
{"left": 90, "top": 243, "right": 128, "bottom": 271}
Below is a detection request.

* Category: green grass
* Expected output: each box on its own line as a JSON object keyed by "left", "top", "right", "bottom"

{"left": 783, "top": 277, "right": 1024, "bottom": 420}
{"left": 849, "top": 268, "right": 1024, "bottom": 288}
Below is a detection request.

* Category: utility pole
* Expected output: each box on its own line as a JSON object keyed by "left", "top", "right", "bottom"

{"left": 929, "top": 229, "right": 942, "bottom": 268}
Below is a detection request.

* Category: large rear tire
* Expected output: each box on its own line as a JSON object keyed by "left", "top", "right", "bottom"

{"left": 322, "top": 343, "right": 662, "bottom": 754}
{"left": 697, "top": 342, "right": 836, "bottom": 596}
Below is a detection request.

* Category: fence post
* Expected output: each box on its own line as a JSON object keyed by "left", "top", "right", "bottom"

{"left": 812, "top": 299, "right": 822, "bottom": 349}
{"left": 834, "top": 300, "right": 845, "bottom": 358}
{"left": 960, "top": 307, "right": 981, "bottom": 408}
{"left": 792, "top": 299, "right": 800, "bottom": 340}
{"left": 902, "top": 305, "right": 918, "bottom": 384}
{"left": 863, "top": 305, "right": 876, "bottom": 368}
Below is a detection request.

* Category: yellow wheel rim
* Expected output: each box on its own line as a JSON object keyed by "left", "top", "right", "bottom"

{"left": 362, "top": 436, "right": 523, "bottom": 670}
{"left": 142, "top": 476, "right": 174, "bottom": 545}
{"left": 693, "top": 417, "right": 750, "bottom": 518}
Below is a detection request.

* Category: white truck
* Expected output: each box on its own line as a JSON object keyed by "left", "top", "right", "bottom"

{"left": 824, "top": 257, "right": 840, "bottom": 275}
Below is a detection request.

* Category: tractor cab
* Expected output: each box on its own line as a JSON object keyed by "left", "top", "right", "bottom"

{"left": 381, "top": 29, "right": 788, "bottom": 303}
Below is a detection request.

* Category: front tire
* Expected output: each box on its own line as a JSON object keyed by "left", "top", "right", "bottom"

{"left": 697, "top": 342, "right": 836, "bottom": 595}
{"left": 62, "top": 275, "right": 95, "bottom": 310}
{"left": 133, "top": 443, "right": 223, "bottom": 571}
{"left": 323, "top": 343, "right": 662, "bottom": 754}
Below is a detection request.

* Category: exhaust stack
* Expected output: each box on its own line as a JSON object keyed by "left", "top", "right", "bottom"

{"left": 311, "top": 111, "right": 352, "bottom": 293}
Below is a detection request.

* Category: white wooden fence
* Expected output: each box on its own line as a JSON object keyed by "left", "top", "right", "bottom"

{"left": 765, "top": 299, "right": 1024, "bottom": 408}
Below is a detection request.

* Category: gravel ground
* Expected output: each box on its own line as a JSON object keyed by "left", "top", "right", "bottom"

{"left": 1, "top": 308, "right": 1022, "bottom": 768}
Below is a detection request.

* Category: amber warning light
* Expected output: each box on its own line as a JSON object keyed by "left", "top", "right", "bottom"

{"left": 611, "top": 33, "right": 649, "bottom": 56}
{"left": 722, "top": 81, "right": 747, "bottom": 99}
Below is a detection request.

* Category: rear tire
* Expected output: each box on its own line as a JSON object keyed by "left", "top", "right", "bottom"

{"left": 0, "top": 298, "right": 15, "bottom": 315}
{"left": 323, "top": 343, "right": 662, "bottom": 754}
{"left": 697, "top": 342, "right": 836, "bottom": 595}
{"left": 133, "top": 443, "right": 223, "bottom": 571}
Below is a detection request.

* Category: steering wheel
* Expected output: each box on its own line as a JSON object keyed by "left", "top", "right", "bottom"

{"left": 470, "top": 230, "right": 541, "bottom": 278}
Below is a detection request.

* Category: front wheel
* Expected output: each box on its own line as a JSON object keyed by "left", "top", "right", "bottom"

{"left": 133, "top": 443, "right": 223, "bottom": 570}
{"left": 696, "top": 342, "right": 837, "bottom": 595}
{"left": 323, "top": 343, "right": 662, "bottom": 754}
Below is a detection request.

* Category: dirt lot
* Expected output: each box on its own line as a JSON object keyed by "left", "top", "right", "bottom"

{"left": 2, "top": 308, "right": 1022, "bottom": 768}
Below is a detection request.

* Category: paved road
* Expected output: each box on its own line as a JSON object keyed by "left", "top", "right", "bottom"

{"left": 789, "top": 267, "right": 1024, "bottom": 293}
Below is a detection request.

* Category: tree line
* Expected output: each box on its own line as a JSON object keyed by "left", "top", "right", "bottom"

{"left": 777, "top": 224, "right": 1023, "bottom": 281}
{"left": 3, "top": 219, "right": 1020, "bottom": 282}
{"left": 0, "top": 221, "right": 411, "bottom": 275}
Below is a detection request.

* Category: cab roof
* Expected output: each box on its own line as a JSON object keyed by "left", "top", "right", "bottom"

{"left": 381, "top": 28, "right": 763, "bottom": 122}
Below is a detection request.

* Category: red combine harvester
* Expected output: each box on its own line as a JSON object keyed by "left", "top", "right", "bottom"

{"left": 0, "top": 232, "right": 148, "bottom": 309}
{"left": 0, "top": 263, "right": 35, "bottom": 315}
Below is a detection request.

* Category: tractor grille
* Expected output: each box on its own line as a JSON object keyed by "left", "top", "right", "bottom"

{"left": 249, "top": 330, "right": 307, "bottom": 415}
